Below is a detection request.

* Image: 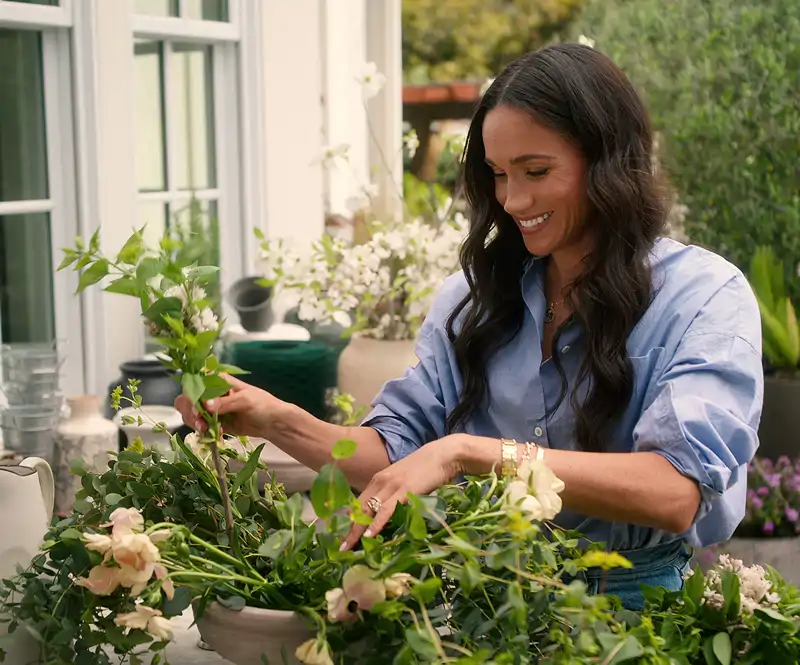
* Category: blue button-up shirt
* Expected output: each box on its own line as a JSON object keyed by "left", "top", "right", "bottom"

{"left": 363, "top": 238, "right": 763, "bottom": 550}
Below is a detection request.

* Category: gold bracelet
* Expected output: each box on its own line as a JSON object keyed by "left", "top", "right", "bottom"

{"left": 500, "top": 438, "right": 518, "bottom": 477}
{"left": 523, "top": 441, "right": 533, "bottom": 463}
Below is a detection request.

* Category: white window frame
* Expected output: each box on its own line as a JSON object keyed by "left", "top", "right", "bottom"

{"left": 0, "top": 10, "right": 85, "bottom": 397}
{"left": 131, "top": 3, "right": 245, "bottom": 324}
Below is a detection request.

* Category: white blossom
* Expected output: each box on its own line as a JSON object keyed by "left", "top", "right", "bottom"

{"left": 702, "top": 554, "right": 781, "bottom": 615}
{"left": 357, "top": 62, "right": 387, "bottom": 100}
{"left": 404, "top": 130, "right": 420, "bottom": 159}
{"left": 315, "top": 143, "right": 350, "bottom": 169}
{"left": 190, "top": 306, "right": 219, "bottom": 334}
{"left": 578, "top": 34, "right": 596, "bottom": 49}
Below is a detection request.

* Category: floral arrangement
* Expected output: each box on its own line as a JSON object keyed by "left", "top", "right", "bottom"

{"left": 257, "top": 64, "right": 469, "bottom": 341}
{"left": 2, "top": 229, "right": 800, "bottom": 665}
{"left": 739, "top": 456, "right": 800, "bottom": 538}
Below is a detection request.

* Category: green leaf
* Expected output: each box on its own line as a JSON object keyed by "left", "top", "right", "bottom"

{"left": 104, "top": 493, "right": 122, "bottom": 506}
{"left": 89, "top": 227, "right": 101, "bottom": 253}
{"left": 258, "top": 530, "right": 293, "bottom": 560}
{"left": 685, "top": 567, "right": 705, "bottom": 607}
{"left": 162, "top": 586, "right": 192, "bottom": 618}
{"left": 104, "top": 276, "right": 139, "bottom": 296}
{"left": 136, "top": 257, "right": 164, "bottom": 285}
{"left": 58, "top": 250, "right": 79, "bottom": 271}
{"left": 404, "top": 629, "right": 439, "bottom": 660}
{"left": 600, "top": 635, "right": 644, "bottom": 664}
{"left": 60, "top": 528, "right": 83, "bottom": 541}
{"left": 407, "top": 509, "right": 428, "bottom": 540}
{"left": 310, "top": 463, "right": 352, "bottom": 519}
{"left": 217, "top": 363, "right": 249, "bottom": 375}
{"left": 218, "top": 595, "right": 246, "bottom": 611}
{"left": 712, "top": 632, "right": 732, "bottom": 665}
{"left": 77, "top": 259, "right": 109, "bottom": 292}
{"left": 411, "top": 577, "right": 442, "bottom": 604}
{"left": 117, "top": 228, "right": 145, "bottom": 265}
{"left": 201, "top": 374, "right": 232, "bottom": 401}
{"left": 232, "top": 442, "right": 267, "bottom": 493}
{"left": 721, "top": 570, "right": 741, "bottom": 620}
{"left": 754, "top": 606, "right": 797, "bottom": 625}
{"left": 142, "top": 297, "right": 183, "bottom": 327}
{"left": 331, "top": 439, "right": 357, "bottom": 460}
{"left": 181, "top": 373, "right": 205, "bottom": 406}
{"left": 185, "top": 265, "right": 220, "bottom": 285}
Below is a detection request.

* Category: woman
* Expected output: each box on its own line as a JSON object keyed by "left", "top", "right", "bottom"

{"left": 177, "top": 44, "right": 763, "bottom": 610}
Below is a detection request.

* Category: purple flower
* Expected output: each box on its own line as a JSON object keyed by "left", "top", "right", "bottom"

{"left": 763, "top": 521, "right": 775, "bottom": 536}
{"left": 777, "top": 455, "right": 792, "bottom": 470}
{"left": 752, "top": 496, "right": 764, "bottom": 510}
{"left": 769, "top": 473, "right": 782, "bottom": 488}
{"left": 757, "top": 486, "right": 771, "bottom": 497}
{"left": 786, "top": 506, "right": 799, "bottom": 523}
{"left": 747, "top": 488, "right": 756, "bottom": 500}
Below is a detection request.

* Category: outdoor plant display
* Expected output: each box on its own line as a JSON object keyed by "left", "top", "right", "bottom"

{"left": 1, "top": 230, "right": 800, "bottom": 664}
{"left": 738, "top": 456, "right": 800, "bottom": 539}
{"left": 258, "top": 65, "right": 469, "bottom": 343}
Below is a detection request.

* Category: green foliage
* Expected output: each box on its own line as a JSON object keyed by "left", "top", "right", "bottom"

{"left": 403, "top": 0, "right": 584, "bottom": 83}
{"left": 748, "top": 246, "right": 800, "bottom": 370}
{"left": 573, "top": 0, "right": 800, "bottom": 292}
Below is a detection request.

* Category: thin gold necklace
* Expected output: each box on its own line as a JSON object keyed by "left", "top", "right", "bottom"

{"left": 544, "top": 299, "right": 565, "bottom": 324}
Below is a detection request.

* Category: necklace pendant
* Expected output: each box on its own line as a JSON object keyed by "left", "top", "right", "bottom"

{"left": 544, "top": 306, "right": 555, "bottom": 323}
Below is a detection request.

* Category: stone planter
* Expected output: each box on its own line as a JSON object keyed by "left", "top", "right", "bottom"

{"left": 193, "top": 602, "right": 314, "bottom": 665}
{"left": 337, "top": 335, "right": 418, "bottom": 410}
{"left": 695, "top": 537, "right": 800, "bottom": 585}
{"left": 757, "top": 375, "right": 800, "bottom": 460}
{"left": 227, "top": 437, "right": 317, "bottom": 495}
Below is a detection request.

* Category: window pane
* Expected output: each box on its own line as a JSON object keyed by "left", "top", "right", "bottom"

{"left": 169, "top": 200, "right": 220, "bottom": 305}
{"left": 0, "top": 30, "right": 48, "bottom": 202}
{"left": 172, "top": 44, "right": 216, "bottom": 191}
{"left": 185, "top": 0, "right": 228, "bottom": 21}
{"left": 134, "top": 41, "right": 167, "bottom": 193}
{"left": 134, "top": 0, "right": 178, "bottom": 16}
{"left": 6, "top": 0, "right": 59, "bottom": 5}
{"left": 138, "top": 200, "right": 168, "bottom": 247}
{"left": 0, "top": 214, "right": 55, "bottom": 344}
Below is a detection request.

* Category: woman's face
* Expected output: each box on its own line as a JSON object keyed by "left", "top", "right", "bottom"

{"left": 482, "top": 104, "right": 591, "bottom": 262}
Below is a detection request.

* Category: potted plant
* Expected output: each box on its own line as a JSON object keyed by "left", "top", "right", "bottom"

{"left": 748, "top": 246, "right": 800, "bottom": 460}
{"left": 3, "top": 229, "right": 800, "bottom": 664}
{"left": 697, "top": 456, "right": 800, "bottom": 586}
{"left": 258, "top": 65, "right": 468, "bottom": 410}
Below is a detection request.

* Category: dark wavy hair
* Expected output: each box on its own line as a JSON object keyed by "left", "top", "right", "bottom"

{"left": 445, "top": 44, "right": 667, "bottom": 452}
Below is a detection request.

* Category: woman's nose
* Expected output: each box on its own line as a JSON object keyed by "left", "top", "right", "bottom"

{"left": 502, "top": 180, "right": 535, "bottom": 219}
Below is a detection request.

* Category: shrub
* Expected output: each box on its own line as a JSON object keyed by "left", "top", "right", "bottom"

{"left": 573, "top": 0, "right": 800, "bottom": 290}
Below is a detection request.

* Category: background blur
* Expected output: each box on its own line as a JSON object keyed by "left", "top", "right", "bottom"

{"left": 0, "top": 0, "right": 797, "bottom": 398}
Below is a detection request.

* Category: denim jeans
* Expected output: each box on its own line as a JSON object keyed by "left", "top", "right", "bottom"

{"left": 576, "top": 540, "right": 693, "bottom": 611}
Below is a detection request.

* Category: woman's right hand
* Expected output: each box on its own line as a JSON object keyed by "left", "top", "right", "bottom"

{"left": 174, "top": 374, "right": 282, "bottom": 438}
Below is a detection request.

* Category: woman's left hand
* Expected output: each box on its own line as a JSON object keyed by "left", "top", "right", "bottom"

{"left": 340, "top": 435, "right": 465, "bottom": 551}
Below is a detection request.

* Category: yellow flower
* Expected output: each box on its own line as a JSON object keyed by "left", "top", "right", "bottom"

{"left": 576, "top": 550, "right": 633, "bottom": 572}
{"left": 296, "top": 639, "right": 334, "bottom": 665}
{"left": 101, "top": 507, "right": 145, "bottom": 536}
{"left": 326, "top": 565, "right": 386, "bottom": 622}
{"left": 384, "top": 573, "right": 414, "bottom": 599}
{"left": 76, "top": 564, "right": 121, "bottom": 596}
{"left": 114, "top": 603, "right": 173, "bottom": 640}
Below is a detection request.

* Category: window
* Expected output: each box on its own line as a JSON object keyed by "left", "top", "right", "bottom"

{"left": 135, "top": 0, "right": 229, "bottom": 22}
{"left": 0, "top": 29, "right": 55, "bottom": 344}
{"left": 0, "top": 24, "right": 83, "bottom": 393}
{"left": 132, "top": 6, "right": 243, "bottom": 332}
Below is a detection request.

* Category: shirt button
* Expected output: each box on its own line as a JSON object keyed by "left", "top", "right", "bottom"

{"left": 561, "top": 345, "right": 570, "bottom": 353}
{"left": 534, "top": 426, "right": 543, "bottom": 437}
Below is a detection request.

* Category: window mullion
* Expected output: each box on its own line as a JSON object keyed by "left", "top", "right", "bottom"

{"left": 162, "top": 39, "right": 177, "bottom": 223}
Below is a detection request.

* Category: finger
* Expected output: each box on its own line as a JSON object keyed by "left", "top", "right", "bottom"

{"left": 340, "top": 487, "right": 387, "bottom": 552}
{"left": 174, "top": 395, "right": 207, "bottom": 432}
{"left": 204, "top": 390, "right": 247, "bottom": 417}
{"left": 219, "top": 372, "right": 250, "bottom": 392}
{"left": 363, "top": 494, "right": 400, "bottom": 539}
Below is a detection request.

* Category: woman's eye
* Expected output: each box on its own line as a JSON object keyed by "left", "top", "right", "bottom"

{"left": 527, "top": 169, "right": 549, "bottom": 179}
{"left": 492, "top": 172, "right": 506, "bottom": 178}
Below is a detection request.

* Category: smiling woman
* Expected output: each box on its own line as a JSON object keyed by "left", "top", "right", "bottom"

{"left": 175, "top": 43, "right": 764, "bottom": 612}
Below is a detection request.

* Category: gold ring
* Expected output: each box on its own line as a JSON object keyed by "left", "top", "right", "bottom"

{"left": 366, "top": 496, "right": 382, "bottom": 514}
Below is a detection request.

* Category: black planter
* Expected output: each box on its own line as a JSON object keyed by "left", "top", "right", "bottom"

{"left": 228, "top": 276, "right": 274, "bottom": 332}
{"left": 757, "top": 375, "right": 800, "bottom": 460}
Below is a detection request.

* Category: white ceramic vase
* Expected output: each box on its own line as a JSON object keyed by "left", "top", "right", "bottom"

{"left": 337, "top": 335, "right": 418, "bottom": 410}
{"left": 53, "top": 395, "right": 117, "bottom": 515}
{"left": 194, "top": 602, "right": 314, "bottom": 665}
{"left": 113, "top": 405, "right": 184, "bottom": 451}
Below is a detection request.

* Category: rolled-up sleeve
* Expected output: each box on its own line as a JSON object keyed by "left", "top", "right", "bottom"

{"left": 633, "top": 330, "right": 763, "bottom": 525}
{"left": 361, "top": 319, "right": 449, "bottom": 462}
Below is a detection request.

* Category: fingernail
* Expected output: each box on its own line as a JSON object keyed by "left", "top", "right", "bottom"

{"left": 191, "top": 407, "right": 199, "bottom": 417}
{"left": 207, "top": 400, "right": 216, "bottom": 410}
{"left": 194, "top": 420, "right": 203, "bottom": 430}
{"left": 339, "top": 542, "right": 348, "bottom": 552}
{"left": 364, "top": 529, "right": 374, "bottom": 538}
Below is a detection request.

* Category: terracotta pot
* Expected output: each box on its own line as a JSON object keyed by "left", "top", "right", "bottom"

{"left": 337, "top": 335, "right": 418, "bottom": 411}
{"left": 193, "top": 602, "right": 314, "bottom": 665}
{"left": 694, "top": 537, "right": 800, "bottom": 585}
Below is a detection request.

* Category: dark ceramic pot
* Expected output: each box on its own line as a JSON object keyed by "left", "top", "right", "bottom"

{"left": 228, "top": 276, "right": 274, "bottom": 332}
{"left": 757, "top": 375, "right": 800, "bottom": 460}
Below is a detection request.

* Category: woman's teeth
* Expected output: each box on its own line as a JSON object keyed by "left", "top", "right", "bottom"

{"left": 519, "top": 211, "right": 552, "bottom": 228}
